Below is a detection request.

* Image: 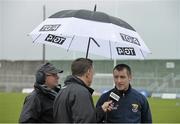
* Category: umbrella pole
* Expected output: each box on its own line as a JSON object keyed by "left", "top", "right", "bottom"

{"left": 86, "top": 37, "right": 91, "bottom": 59}
{"left": 86, "top": 3, "right": 96, "bottom": 59}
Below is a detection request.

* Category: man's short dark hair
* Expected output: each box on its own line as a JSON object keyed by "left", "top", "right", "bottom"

{"left": 71, "top": 58, "right": 93, "bottom": 76}
{"left": 113, "top": 64, "right": 131, "bottom": 76}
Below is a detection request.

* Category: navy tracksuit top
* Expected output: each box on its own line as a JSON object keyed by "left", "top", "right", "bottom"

{"left": 96, "top": 85, "right": 152, "bottom": 123}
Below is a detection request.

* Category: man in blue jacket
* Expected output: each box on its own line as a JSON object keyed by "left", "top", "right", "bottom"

{"left": 96, "top": 64, "right": 152, "bottom": 123}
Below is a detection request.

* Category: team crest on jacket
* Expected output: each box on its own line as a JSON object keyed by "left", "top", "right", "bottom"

{"left": 131, "top": 104, "right": 138, "bottom": 112}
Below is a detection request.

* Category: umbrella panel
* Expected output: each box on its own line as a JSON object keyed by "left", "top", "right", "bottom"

{"left": 30, "top": 18, "right": 150, "bottom": 53}
{"left": 31, "top": 33, "right": 148, "bottom": 60}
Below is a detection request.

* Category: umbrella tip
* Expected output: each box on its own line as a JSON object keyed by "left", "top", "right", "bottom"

{"left": 94, "top": 4, "right": 97, "bottom": 12}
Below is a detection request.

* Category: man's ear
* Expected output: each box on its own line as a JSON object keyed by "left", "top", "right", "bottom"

{"left": 85, "top": 69, "right": 91, "bottom": 78}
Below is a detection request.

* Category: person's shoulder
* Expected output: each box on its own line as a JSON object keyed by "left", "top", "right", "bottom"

{"left": 100, "top": 88, "right": 114, "bottom": 98}
{"left": 131, "top": 88, "right": 142, "bottom": 96}
{"left": 64, "top": 82, "right": 87, "bottom": 94}
{"left": 25, "top": 90, "right": 40, "bottom": 101}
{"left": 25, "top": 90, "right": 36, "bottom": 97}
{"left": 73, "top": 83, "right": 91, "bottom": 95}
{"left": 131, "top": 88, "right": 140, "bottom": 94}
{"left": 131, "top": 88, "right": 148, "bottom": 100}
{"left": 96, "top": 89, "right": 113, "bottom": 105}
{"left": 68, "top": 82, "right": 83, "bottom": 89}
{"left": 23, "top": 90, "right": 41, "bottom": 105}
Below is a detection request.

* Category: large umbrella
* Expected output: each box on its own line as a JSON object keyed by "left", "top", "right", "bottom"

{"left": 29, "top": 9, "right": 151, "bottom": 59}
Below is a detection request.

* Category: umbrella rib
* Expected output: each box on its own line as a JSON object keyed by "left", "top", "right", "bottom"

{"left": 109, "top": 40, "right": 112, "bottom": 60}
{"left": 140, "top": 49, "right": 145, "bottom": 59}
{"left": 67, "top": 35, "right": 75, "bottom": 52}
{"left": 91, "top": 37, "right": 100, "bottom": 47}
{"left": 33, "top": 34, "right": 41, "bottom": 43}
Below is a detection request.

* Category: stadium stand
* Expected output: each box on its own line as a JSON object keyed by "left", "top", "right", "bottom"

{"left": 0, "top": 60, "right": 180, "bottom": 95}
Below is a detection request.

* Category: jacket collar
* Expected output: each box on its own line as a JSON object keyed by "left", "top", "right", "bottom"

{"left": 64, "top": 75, "right": 94, "bottom": 95}
{"left": 114, "top": 84, "right": 132, "bottom": 96}
{"left": 34, "top": 83, "right": 61, "bottom": 100}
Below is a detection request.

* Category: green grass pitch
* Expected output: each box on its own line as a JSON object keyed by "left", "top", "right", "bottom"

{"left": 0, "top": 93, "right": 180, "bottom": 123}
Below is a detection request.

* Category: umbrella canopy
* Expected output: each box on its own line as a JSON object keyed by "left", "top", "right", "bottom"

{"left": 29, "top": 9, "right": 151, "bottom": 59}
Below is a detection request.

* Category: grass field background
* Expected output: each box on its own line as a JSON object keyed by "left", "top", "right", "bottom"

{"left": 0, "top": 93, "right": 180, "bottom": 123}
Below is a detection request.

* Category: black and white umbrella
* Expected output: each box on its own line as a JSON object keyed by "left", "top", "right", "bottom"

{"left": 29, "top": 9, "right": 151, "bottom": 59}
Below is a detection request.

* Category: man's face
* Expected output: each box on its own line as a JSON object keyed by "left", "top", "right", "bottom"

{"left": 45, "top": 73, "right": 59, "bottom": 88}
{"left": 113, "top": 68, "right": 131, "bottom": 91}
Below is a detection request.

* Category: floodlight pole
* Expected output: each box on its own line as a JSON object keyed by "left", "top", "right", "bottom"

{"left": 42, "top": 5, "right": 46, "bottom": 63}
{"left": 94, "top": 4, "right": 97, "bottom": 12}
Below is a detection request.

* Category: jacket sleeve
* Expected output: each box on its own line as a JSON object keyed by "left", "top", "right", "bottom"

{"left": 95, "top": 106, "right": 106, "bottom": 122}
{"left": 95, "top": 94, "right": 107, "bottom": 122}
{"left": 19, "top": 93, "right": 41, "bottom": 123}
{"left": 69, "top": 89, "right": 96, "bottom": 123}
{"left": 141, "top": 97, "right": 152, "bottom": 123}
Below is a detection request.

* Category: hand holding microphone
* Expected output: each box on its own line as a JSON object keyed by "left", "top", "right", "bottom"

{"left": 101, "top": 91, "right": 120, "bottom": 112}
{"left": 101, "top": 100, "right": 113, "bottom": 112}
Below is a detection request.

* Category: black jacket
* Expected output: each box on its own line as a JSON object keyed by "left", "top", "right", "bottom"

{"left": 53, "top": 75, "right": 104, "bottom": 123}
{"left": 96, "top": 85, "right": 152, "bottom": 123}
{"left": 19, "top": 83, "right": 60, "bottom": 123}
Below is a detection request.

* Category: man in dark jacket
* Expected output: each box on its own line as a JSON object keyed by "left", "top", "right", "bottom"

{"left": 19, "top": 62, "right": 63, "bottom": 123}
{"left": 96, "top": 64, "right": 152, "bottom": 123}
{"left": 53, "top": 58, "right": 113, "bottom": 123}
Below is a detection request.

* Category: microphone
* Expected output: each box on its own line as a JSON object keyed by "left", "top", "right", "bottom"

{"left": 109, "top": 91, "right": 120, "bottom": 102}
{"left": 104, "top": 91, "right": 120, "bottom": 122}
